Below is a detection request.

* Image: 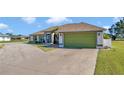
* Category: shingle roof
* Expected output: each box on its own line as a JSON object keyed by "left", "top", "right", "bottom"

{"left": 32, "top": 26, "right": 59, "bottom": 35}
{"left": 57, "top": 22, "right": 106, "bottom": 32}
{"left": 32, "top": 22, "right": 106, "bottom": 35}
{"left": 42, "top": 26, "right": 59, "bottom": 32}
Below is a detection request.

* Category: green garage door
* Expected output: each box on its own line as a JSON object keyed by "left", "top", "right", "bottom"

{"left": 64, "top": 32, "right": 97, "bottom": 48}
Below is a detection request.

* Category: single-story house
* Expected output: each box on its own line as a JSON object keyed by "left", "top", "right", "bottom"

{"left": 0, "top": 33, "right": 11, "bottom": 41}
{"left": 11, "top": 35, "right": 29, "bottom": 40}
{"left": 30, "top": 22, "right": 106, "bottom": 48}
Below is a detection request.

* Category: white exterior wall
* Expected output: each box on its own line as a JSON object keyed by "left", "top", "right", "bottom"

{"left": 44, "top": 34, "right": 47, "bottom": 43}
{"left": 0, "top": 37, "right": 3, "bottom": 41}
{"left": 103, "top": 39, "right": 112, "bottom": 48}
{"left": 97, "top": 32, "right": 103, "bottom": 45}
{"left": 4, "top": 37, "right": 11, "bottom": 41}
{"left": 36, "top": 35, "right": 40, "bottom": 42}
{"left": 51, "top": 33, "right": 54, "bottom": 44}
{"left": 0, "top": 36, "right": 11, "bottom": 41}
{"left": 59, "top": 33, "right": 64, "bottom": 48}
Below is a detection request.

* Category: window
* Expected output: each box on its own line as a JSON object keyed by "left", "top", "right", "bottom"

{"left": 98, "top": 33, "right": 100, "bottom": 36}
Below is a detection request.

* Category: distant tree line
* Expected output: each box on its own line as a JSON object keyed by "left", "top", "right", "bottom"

{"left": 0, "top": 32, "right": 27, "bottom": 37}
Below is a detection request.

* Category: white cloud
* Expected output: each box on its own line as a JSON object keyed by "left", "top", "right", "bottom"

{"left": 46, "top": 17, "right": 72, "bottom": 24}
{"left": 0, "top": 23, "right": 14, "bottom": 33}
{"left": 0, "top": 23, "right": 9, "bottom": 29}
{"left": 21, "top": 17, "right": 36, "bottom": 24}
{"left": 113, "top": 17, "right": 123, "bottom": 23}
{"left": 103, "top": 26, "right": 110, "bottom": 34}
{"left": 103, "top": 26, "right": 110, "bottom": 29}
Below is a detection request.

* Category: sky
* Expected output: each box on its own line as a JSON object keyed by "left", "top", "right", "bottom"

{"left": 0, "top": 17, "right": 122, "bottom": 35}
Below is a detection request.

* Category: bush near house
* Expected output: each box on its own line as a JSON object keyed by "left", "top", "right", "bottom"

{"left": 95, "top": 41, "right": 124, "bottom": 75}
{"left": 103, "top": 33, "right": 111, "bottom": 39}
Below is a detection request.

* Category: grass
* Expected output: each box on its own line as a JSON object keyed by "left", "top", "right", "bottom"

{"left": 95, "top": 41, "right": 124, "bottom": 75}
{"left": 33, "top": 44, "right": 56, "bottom": 52}
{"left": 0, "top": 39, "right": 28, "bottom": 43}
{"left": 0, "top": 44, "right": 4, "bottom": 48}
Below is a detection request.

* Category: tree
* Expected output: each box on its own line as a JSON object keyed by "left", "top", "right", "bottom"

{"left": 109, "top": 17, "right": 124, "bottom": 40}
{"left": 0, "top": 32, "right": 3, "bottom": 35}
{"left": 5, "top": 33, "right": 13, "bottom": 36}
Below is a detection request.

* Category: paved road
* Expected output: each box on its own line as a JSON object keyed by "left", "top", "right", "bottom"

{"left": 0, "top": 43, "right": 98, "bottom": 75}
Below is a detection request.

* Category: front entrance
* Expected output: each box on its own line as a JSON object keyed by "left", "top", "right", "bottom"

{"left": 97, "top": 32, "right": 103, "bottom": 46}
{"left": 46, "top": 34, "right": 51, "bottom": 43}
{"left": 53, "top": 33, "right": 59, "bottom": 44}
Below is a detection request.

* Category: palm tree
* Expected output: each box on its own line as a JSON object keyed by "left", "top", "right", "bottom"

{"left": 109, "top": 17, "right": 124, "bottom": 40}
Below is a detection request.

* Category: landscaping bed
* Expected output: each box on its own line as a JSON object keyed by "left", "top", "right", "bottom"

{"left": 0, "top": 44, "right": 4, "bottom": 48}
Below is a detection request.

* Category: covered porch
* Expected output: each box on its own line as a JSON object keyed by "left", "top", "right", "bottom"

{"left": 43, "top": 31, "right": 59, "bottom": 47}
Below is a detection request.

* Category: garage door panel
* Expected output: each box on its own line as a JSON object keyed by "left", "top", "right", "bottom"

{"left": 64, "top": 32, "right": 96, "bottom": 48}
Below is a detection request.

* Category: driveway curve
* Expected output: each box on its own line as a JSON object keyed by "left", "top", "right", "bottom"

{"left": 0, "top": 43, "right": 98, "bottom": 75}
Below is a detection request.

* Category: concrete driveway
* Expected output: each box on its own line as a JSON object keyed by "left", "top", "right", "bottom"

{"left": 0, "top": 43, "right": 98, "bottom": 75}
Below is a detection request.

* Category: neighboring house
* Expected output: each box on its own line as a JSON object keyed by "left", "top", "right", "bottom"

{"left": 30, "top": 22, "right": 106, "bottom": 48}
{"left": 0, "top": 34, "right": 11, "bottom": 41}
{"left": 11, "top": 35, "right": 29, "bottom": 40}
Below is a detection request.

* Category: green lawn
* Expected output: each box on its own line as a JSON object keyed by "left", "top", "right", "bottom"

{"left": 33, "top": 44, "right": 56, "bottom": 52}
{"left": 95, "top": 41, "right": 124, "bottom": 75}
{"left": 0, "top": 39, "right": 28, "bottom": 43}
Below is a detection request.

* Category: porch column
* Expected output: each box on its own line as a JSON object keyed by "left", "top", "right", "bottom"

{"left": 44, "top": 34, "right": 47, "bottom": 43}
{"left": 36, "top": 35, "right": 40, "bottom": 42}
{"left": 59, "top": 33, "right": 64, "bottom": 48}
{"left": 51, "top": 33, "right": 54, "bottom": 44}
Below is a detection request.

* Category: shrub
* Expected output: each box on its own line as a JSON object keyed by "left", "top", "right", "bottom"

{"left": 103, "top": 34, "right": 111, "bottom": 39}
{"left": 104, "top": 46, "right": 111, "bottom": 49}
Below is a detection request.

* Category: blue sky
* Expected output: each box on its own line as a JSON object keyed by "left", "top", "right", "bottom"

{"left": 0, "top": 17, "right": 121, "bottom": 35}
